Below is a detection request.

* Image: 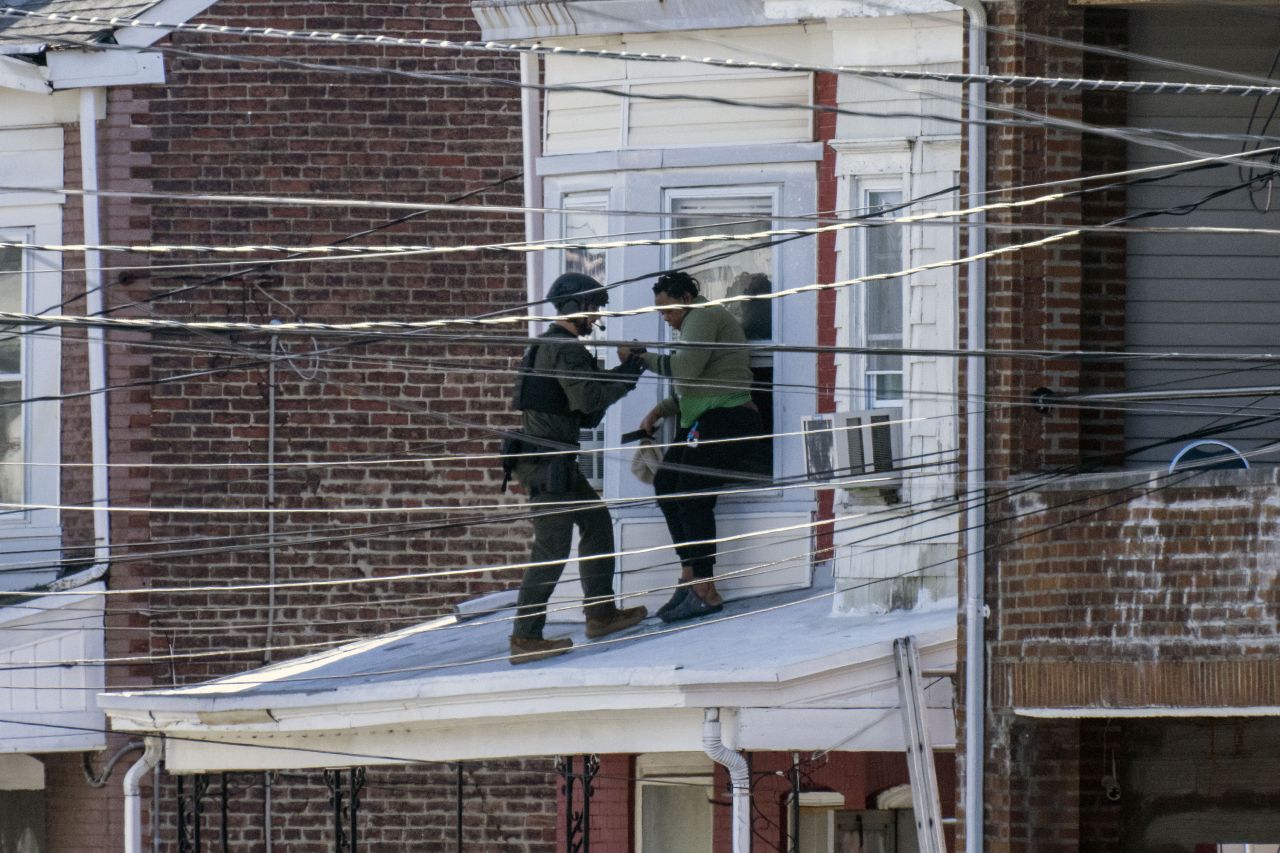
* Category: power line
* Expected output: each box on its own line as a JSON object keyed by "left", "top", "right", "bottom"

{"left": 7, "top": 5, "right": 1280, "bottom": 99}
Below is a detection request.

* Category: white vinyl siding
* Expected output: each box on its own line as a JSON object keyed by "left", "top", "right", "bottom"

{"left": 542, "top": 28, "right": 813, "bottom": 154}
{"left": 1124, "top": 10, "right": 1280, "bottom": 467}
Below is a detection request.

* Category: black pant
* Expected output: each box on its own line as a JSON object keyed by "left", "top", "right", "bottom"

{"left": 653, "top": 405, "right": 764, "bottom": 580}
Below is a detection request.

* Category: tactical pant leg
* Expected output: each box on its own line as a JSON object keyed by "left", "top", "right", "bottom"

{"left": 569, "top": 470, "right": 619, "bottom": 620}
{"left": 513, "top": 491, "right": 576, "bottom": 640}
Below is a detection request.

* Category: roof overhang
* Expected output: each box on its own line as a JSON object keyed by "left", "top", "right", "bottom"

{"left": 102, "top": 600, "right": 957, "bottom": 772}
{"left": 0, "top": 0, "right": 221, "bottom": 91}
{"left": 470, "top": 0, "right": 956, "bottom": 41}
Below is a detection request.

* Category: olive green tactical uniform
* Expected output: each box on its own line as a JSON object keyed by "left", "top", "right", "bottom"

{"left": 512, "top": 325, "right": 642, "bottom": 639}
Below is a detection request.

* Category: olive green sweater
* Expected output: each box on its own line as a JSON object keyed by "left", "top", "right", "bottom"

{"left": 640, "top": 297, "right": 754, "bottom": 428}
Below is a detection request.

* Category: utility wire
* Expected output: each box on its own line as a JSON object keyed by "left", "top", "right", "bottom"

{"left": 8, "top": 6, "right": 1280, "bottom": 99}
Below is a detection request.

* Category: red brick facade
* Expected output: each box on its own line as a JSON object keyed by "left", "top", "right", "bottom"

{"left": 52, "top": 1, "right": 564, "bottom": 850}
{"left": 967, "top": 3, "right": 1280, "bottom": 852}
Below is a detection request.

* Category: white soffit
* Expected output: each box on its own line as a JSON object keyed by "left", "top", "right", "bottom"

{"left": 472, "top": 0, "right": 784, "bottom": 41}
{"left": 154, "top": 703, "right": 955, "bottom": 774}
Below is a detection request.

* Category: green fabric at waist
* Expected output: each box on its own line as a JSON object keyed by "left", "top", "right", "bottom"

{"left": 678, "top": 392, "right": 753, "bottom": 428}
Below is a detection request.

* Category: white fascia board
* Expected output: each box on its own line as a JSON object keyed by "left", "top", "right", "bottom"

{"left": 765, "top": 0, "right": 955, "bottom": 19}
{"left": 46, "top": 48, "right": 165, "bottom": 89}
{"left": 472, "top": 0, "right": 785, "bottom": 42}
{"left": 0, "top": 581, "right": 105, "bottom": 628}
{"left": 147, "top": 704, "right": 949, "bottom": 773}
{"left": 1016, "top": 706, "right": 1280, "bottom": 719}
{"left": 113, "top": 0, "right": 222, "bottom": 47}
{"left": 0, "top": 55, "right": 50, "bottom": 93}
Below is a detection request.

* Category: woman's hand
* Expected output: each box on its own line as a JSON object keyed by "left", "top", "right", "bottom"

{"left": 640, "top": 406, "right": 665, "bottom": 435}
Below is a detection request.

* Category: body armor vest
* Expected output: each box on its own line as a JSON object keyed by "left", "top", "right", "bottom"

{"left": 512, "top": 328, "right": 574, "bottom": 414}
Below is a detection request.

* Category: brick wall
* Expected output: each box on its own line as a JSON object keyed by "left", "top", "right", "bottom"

{"left": 963, "top": 3, "right": 1136, "bottom": 851}
{"left": 76, "top": 0, "right": 564, "bottom": 848}
{"left": 990, "top": 468, "right": 1280, "bottom": 710}
{"left": 565, "top": 750, "right": 953, "bottom": 852}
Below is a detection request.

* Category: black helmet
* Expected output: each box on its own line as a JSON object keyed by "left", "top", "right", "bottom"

{"left": 547, "top": 272, "right": 608, "bottom": 313}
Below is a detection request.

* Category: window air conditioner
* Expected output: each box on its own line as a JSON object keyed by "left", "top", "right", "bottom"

{"left": 803, "top": 410, "right": 901, "bottom": 492}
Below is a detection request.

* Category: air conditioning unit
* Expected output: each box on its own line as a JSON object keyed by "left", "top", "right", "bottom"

{"left": 803, "top": 410, "right": 901, "bottom": 492}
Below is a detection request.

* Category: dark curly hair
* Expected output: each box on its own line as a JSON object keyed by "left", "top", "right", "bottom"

{"left": 652, "top": 270, "right": 700, "bottom": 299}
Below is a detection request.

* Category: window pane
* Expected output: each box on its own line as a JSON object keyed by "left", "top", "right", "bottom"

{"left": 1, "top": 382, "right": 20, "bottom": 503}
{"left": 641, "top": 783, "right": 712, "bottom": 853}
{"left": 0, "top": 246, "right": 20, "bottom": 375}
{"left": 669, "top": 195, "right": 774, "bottom": 340}
{"left": 863, "top": 191, "right": 904, "bottom": 405}
{"left": 562, "top": 193, "right": 608, "bottom": 282}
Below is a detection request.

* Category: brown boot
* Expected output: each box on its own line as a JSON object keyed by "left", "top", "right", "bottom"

{"left": 509, "top": 635, "right": 572, "bottom": 665}
{"left": 585, "top": 605, "right": 648, "bottom": 639}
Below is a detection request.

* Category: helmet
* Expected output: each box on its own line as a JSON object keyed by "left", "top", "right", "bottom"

{"left": 547, "top": 272, "right": 609, "bottom": 313}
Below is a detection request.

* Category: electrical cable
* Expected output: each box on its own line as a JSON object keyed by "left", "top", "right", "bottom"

{"left": 9, "top": 6, "right": 1280, "bottom": 99}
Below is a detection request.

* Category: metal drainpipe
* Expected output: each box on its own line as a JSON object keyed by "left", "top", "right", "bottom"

{"left": 702, "top": 709, "right": 750, "bottom": 853}
{"left": 77, "top": 87, "right": 110, "bottom": 565}
{"left": 123, "top": 738, "right": 161, "bottom": 853}
{"left": 941, "top": 2, "right": 989, "bottom": 851}
{"left": 264, "top": 323, "right": 281, "bottom": 853}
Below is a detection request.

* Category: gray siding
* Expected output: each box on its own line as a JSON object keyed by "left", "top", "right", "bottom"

{"left": 1124, "top": 9, "right": 1280, "bottom": 467}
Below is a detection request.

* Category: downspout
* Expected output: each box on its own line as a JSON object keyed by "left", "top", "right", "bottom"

{"left": 78, "top": 87, "right": 111, "bottom": 565}
{"left": 941, "top": 3, "right": 988, "bottom": 852}
{"left": 702, "top": 709, "right": 749, "bottom": 853}
{"left": 520, "top": 52, "right": 544, "bottom": 332}
{"left": 123, "top": 737, "right": 161, "bottom": 853}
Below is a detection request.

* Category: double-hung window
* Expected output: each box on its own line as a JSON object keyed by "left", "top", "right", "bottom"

{"left": 0, "top": 243, "right": 24, "bottom": 506}
{"left": 0, "top": 222, "right": 62, "bottom": 583}
{"left": 858, "top": 188, "right": 905, "bottom": 409}
{"left": 664, "top": 188, "right": 778, "bottom": 471}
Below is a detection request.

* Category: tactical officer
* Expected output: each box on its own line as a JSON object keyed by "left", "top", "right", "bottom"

{"left": 507, "top": 272, "right": 649, "bottom": 664}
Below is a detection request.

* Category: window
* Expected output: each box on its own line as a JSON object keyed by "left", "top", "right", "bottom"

{"left": 834, "top": 808, "right": 920, "bottom": 853}
{"left": 561, "top": 192, "right": 610, "bottom": 488}
{"left": 665, "top": 189, "right": 777, "bottom": 472}
{"left": 635, "top": 754, "right": 714, "bottom": 853}
{"left": 0, "top": 244, "right": 23, "bottom": 505}
{"left": 858, "top": 189, "right": 905, "bottom": 408}
{"left": 668, "top": 192, "right": 775, "bottom": 341}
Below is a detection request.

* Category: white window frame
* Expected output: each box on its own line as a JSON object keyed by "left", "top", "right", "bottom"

{"left": 634, "top": 753, "right": 714, "bottom": 853}
{"left": 662, "top": 184, "right": 782, "bottom": 344}
{"left": 0, "top": 214, "right": 63, "bottom": 584}
{"left": 542, "top": 159, "right": 817, "bottom": 513}
{"left": 853, "top": 180, "right": 906, "bottom": 410}
{"left": 557, "top": 189, "right": 613, "bottom": 489}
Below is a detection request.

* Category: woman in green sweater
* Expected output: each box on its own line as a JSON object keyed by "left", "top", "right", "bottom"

{"left": 638, "top": 271, "right": 766, "bottom": 623}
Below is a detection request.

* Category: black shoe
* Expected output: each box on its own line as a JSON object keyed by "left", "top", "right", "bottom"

{"left": 656, "top": 587, "right": 690, "bottom": 620}
{"left": 659, "top": 590, "right": 724, "bottom": 624}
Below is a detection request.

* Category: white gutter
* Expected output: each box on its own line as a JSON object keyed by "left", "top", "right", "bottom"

{"left": 942, "top": 3, "right": 988, "bottom": 852}
{"left": 123, "top": 737, "right": 161, "bottom": 853}
{"left": 78, "top": 87, "right": 111, "bottom": 566}
{"left": 519, "top": 52, "right": 544, "bottom": 333}
{"left": 702, "top": 708, "right": 749, "bottom": 853}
